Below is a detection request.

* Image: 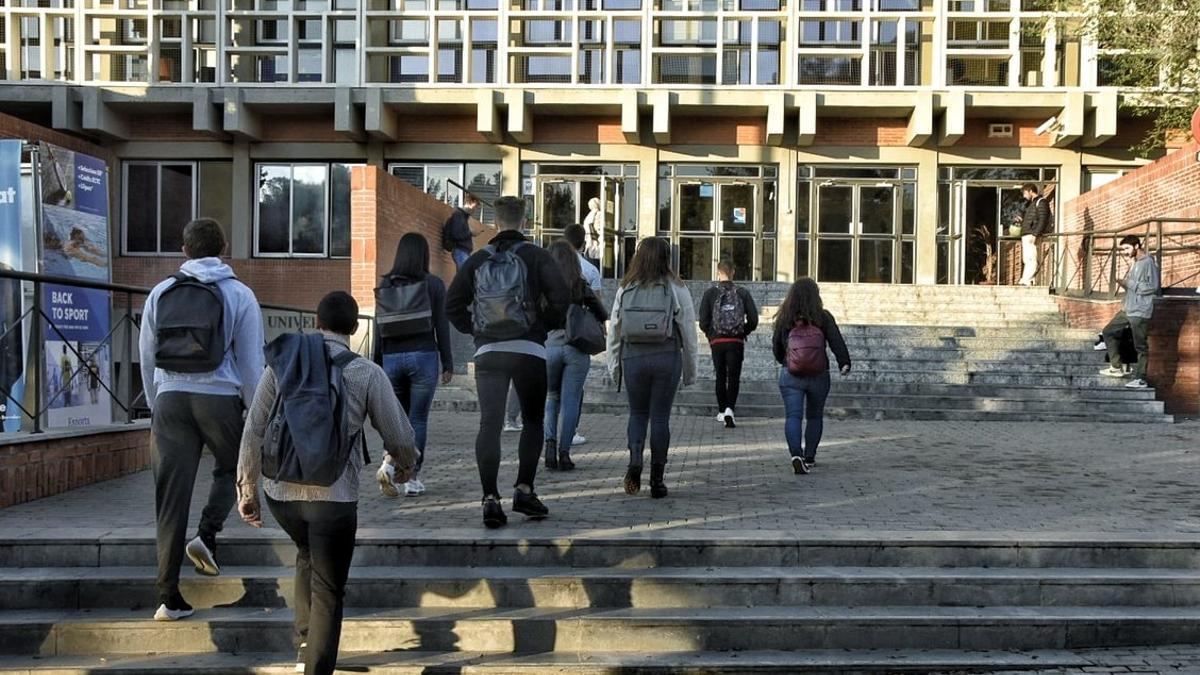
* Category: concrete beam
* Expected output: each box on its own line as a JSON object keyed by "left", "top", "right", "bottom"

{"left": 766, "top": 92, "right": 786, "bottom": 146}
{"left": 652, "top": 91, "right": 671, "bottom": 145}
{"left": 334, "top": 87, "right": 366, "bottom": 142}
{"left": 795, "top": 91, "right": 817, "bottom": 146}
{"left": 1053, "top": 90, "right": 1085, "bottom": 148}
{"left": 506, "top": 90, "right": 532, "bottom": 144}
{"left": 50, "top": 86, "right": 80, "bottom": 134}
{"left": 621, "top": 90, "right": 640, "bottom": 144}
{"left": 939, "top": 90, "right": 965, "bottom": 147}
{"left": 905, "top": 92, "right": 933, "bottom": 147}
{"left": 365, "top": 88, "right": 399, "bottom": 141}
{"left": 222, "top": 88, "right": 263, "bottom": 140}
{"left": 192, "top": 88, "right": 226, "bottom": 138}
{"left": 1083, "top": 89, "right": 1118, "bottom": 148}
{"left": 476, "top": 89, "right": 501, "bottom": 142}
{"left": 81, "top": 89, "right": 130, "bottom": 140}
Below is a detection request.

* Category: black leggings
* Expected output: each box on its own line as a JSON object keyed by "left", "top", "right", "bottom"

{"left": 711, "top": 342, "right": 745, "bottom": 412}
{"left": 474, "top": 351, "right": 548, "bottom": 497}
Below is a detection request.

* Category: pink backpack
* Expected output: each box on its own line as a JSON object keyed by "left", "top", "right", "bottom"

{"left": 786, "top": 323, "right": 828, "bottom": 377}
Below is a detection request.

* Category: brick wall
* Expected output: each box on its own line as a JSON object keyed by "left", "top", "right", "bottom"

{"left": 1059, "top": 141, "right": 1200, "bottom": 293}
{"left": 0, "top": 111, "right": 115, "bottom": 163}
{"left": 814, "top": 118, "right": 908, "bottom": 146}
{"left": 534, "top": 116, "right": 625, "bottom": 144}
{"left": 112, "top": 257, "right": 351, "bottom": 312}
{"left": 1057, "top": 295, "right": 1200, "bottom": 416}
{"left": 349, "top": 165, "right": 459, "bottom": 312}
{"left": 0, "top": 427, "right": 151, "bottom": 508}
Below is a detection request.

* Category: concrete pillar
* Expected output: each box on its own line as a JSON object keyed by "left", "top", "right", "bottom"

{"left": 638, "top": 149, "right": 659, "bottom": 240}
{"left": 914, "top": 148, "right": 939, "bottom": 284}
{"left": 230, "top": 139, "right": 252, "bottom": 259}
{"left": 775, "top": 149, "right": 797, "bottom": 282}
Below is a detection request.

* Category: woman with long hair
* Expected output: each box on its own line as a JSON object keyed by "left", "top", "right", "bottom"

{"left": 605, "top": 237, "right": 698, "bottom": 498}
{"left": 543, "top": 240, "right": 608, "bottom": 470}
{"left": 374, "top": 232, "right": 453, "bottom": 497}
{"left": 772, "top": 277, "right": 851, "bottom": 475}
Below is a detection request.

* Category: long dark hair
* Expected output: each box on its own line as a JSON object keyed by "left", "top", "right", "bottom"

{"left": 775, "top": 277, "right": 825, "bottom": 331}
{"left": 621, "top": 236, "right": 678, "bottom": 288}
{"left": 548, "top": 239, "right": 583, "bottom": 298}
{"left": 385, "top": 233, "right": 429, "bottom": 279}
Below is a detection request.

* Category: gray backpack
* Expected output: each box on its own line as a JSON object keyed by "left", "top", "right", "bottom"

{"left": 619, "top": 281, "right": 677, "bottom": 344}
{"left": 471, "top": 242, "right": 534, "bottom": 340}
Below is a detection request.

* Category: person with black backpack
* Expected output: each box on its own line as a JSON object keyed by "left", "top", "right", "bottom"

{"left": 238, "top": 291, "right": 417, "bottom": 675}
{"left": 1014, "top": 182, "right": 1052, "bottom": 286}
{"left": 606, "top": 237, "right": 698, "bottom": 499}
{"left": 137, "top": 218, "right": 265, "bottom": 621}
{"left": 698, "top": 258, "right": 758, "bottom": 429}
{"left": 446, "top": 196, "right": 570, "bottom": 528}
{"left": 772, "top": 278, "right": 851, "bottom": 475}
{"left": 373, "top": 233, "right": 453, "bottom": 497}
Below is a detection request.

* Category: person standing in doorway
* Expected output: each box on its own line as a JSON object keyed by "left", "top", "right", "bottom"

{"left": 237, "top": 291, "right": 418, "bottom": 675}
{"left": 698, "top": 258, "right": 758, "bottom": 428}
{"left": 446, "top": 196, "right": 570, "bottom": 528}
{"left": 1015, "top": 182, "right": 1052, "bottom": 286}
{"left": 138, "top": 218, "right": 265, "bottom": 621}
{"left": 606, "top": 237, "right": 698, "bottom": 499}
{"left": 374, "top": 233, "right": 454, "bottom": 497}
{"left": 1099, "top": 235, "right": 1160, "bottom": 390}
{"left": 773, "top": 278, "right": 851, "bottom": 475}
{"left": 441, "top": 193, "right": 484, "bottom": 272}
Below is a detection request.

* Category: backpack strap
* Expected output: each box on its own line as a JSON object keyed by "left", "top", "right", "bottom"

{"left": 328, "top": 348, "right": 370, "bottom": 463}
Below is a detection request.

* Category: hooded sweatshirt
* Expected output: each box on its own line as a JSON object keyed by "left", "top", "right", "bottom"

{"left": 138, "top": 257, "right": 266, "bottom": 412}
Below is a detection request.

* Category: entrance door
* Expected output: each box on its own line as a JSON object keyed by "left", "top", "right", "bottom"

{"left": 814, "top": 183, "right": 898, "bottom": 283}
{"left": 959, "top": 185, "right": 1024, "bottom": 284}
{"left": 674, "top": 180, "right": 757, "bottom": 281}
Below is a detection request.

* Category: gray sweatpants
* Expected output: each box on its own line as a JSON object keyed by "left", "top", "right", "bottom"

{"left": 150, "top": 391, "right": 243, "bottom": 604}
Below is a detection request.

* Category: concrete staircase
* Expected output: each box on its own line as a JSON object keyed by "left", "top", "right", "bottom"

{"left": 439, "top": 283, "right": 1171, "bottom": 423}
{"left": 3, "top": 532, "right": 1200, "bottom": 672}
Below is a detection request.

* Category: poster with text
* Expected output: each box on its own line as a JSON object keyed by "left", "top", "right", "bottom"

{"left": 39, "top": 143, "right": 112, "bottom": 428}
{"left": 0, "top": 140, "right": 25, "bottom": 433}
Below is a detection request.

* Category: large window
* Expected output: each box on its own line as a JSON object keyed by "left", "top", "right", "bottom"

{"left": 255, "top": 163, "right": 358, "bottom": 258}
{"left": 123, "top": 161, "right": 233, "bottom": 256}
{"left": 388, "top": 162, "right": 502, "bottom": 223}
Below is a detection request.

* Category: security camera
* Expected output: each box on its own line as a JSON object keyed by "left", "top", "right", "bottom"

{"left": 1035, "top": 116, "right": 1060, "bottom": 136}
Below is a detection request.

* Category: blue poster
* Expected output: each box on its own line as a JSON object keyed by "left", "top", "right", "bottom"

{"left": 0, "top": 140, "right": 25, "bottom": 433}
{"left": 38, "top": 142, "right": 112, "bottom": 428}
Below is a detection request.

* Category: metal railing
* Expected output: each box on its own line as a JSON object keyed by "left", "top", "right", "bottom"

{"left": 1040, "top": 217, "right": 1200, "bottom": 299}
{"left": 0, "top": 268, "right": 375, "bottom": 435}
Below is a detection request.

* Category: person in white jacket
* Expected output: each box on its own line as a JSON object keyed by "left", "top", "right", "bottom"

{"left": 606, "top": 237, "right": 698, "bottom": 499}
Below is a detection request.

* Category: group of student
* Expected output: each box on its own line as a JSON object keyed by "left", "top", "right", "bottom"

{"left": 153, "top": 193, "right": 1180, "bottom": 674}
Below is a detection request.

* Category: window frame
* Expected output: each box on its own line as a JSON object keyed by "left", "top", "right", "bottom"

{"left": 253, "top": 161, "right": 359, "bottom": 260}
{"left": 121, "top": 160, "right": 198, "bottom": 257}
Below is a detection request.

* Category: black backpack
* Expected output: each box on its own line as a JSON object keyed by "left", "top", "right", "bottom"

{"left": 471, "top": 243, "right": 534, "bottom": 339}
{"left": 712, "top": 285, "right": 746, "bottom": 338}
{"left": 375, "top": 277, "right": 432, "bottom": 339}
{"left": 154, "top": 273, "right": 226, "bottom": 373}
{"left": 262, "top": 337, "right": 366, "bottom": 487}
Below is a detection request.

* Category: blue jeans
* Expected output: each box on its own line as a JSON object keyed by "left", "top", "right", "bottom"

{"left": 452, "top": 248, "right": 471, "bottom": 271}
{"left": 623, "top": 351, "right": 682, "bottom": 467}
{"left": 382, "top": 350, "right": 440, "bottom": 472}
{"left": 778, "top": 368, "right": 831, "bottom": 461}
{"left": 544, "top": 345, "right": 591, "bottom": 455}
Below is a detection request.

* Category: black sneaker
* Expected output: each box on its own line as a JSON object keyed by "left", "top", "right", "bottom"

{"left": 153, "top": 592, "right": 194, "bottom": 621}
{"left": 623, "top": 465, "right": 642, "bottom": 495}
{"left": 482, "top": 496, "right": 507, "bottom": 529}
{"left": 544, "top": 439, "right": 558, "bottom": 470}
{"left": 805, "top": 457, "right": 817, "bottom": 467}
{"left": 791, "top": 457, "right": 810, "bottom": 475}
{"left": 512, "top": 489, "right": 549, "bottom": 519}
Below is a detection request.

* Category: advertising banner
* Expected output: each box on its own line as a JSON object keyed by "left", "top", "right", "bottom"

{"left": 0, "top": 140, "right": 25, "bottom": 433}
{"left": 38, "top": 142, "right": 113, "bottom": 428}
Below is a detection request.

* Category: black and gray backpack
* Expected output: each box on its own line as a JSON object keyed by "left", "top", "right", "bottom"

{"left": 154, "top": 273, "right": 225, "bottom": 373}
{"left": 471, "top": 243, "right": 534, "bottom": 339}
{"left": 375, "top": 276, "right": 432, "bottom": 339}
{"left": 712, "top": 285, "right": 746, "bottom": 338}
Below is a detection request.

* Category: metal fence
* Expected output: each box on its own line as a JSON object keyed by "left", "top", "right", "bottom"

{"left": 1041, "top": 217, "right": 1200, "bottom": 299}
{"left": 0, "top": 267, "right": 375, "bottom": 435}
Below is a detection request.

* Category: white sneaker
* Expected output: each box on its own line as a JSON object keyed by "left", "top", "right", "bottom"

{"left": 185, "top": 536, "right": 219, "bottom": 577}
{"left": 404, "top": 477, "right": 426, "bottom": 496}
{"left": 1092, "top": 338, "right": 1108, "bottom": 351}
{"left": 724, "top": 407, "right": 736, "bottom": 429}
{"left": 153, "top": 603, "right": 194, "bottom": 622}
{"left": 376, "top": 462, "right": 400, "bottom": 498}
{"left": 1099, "top": 366, "right": 1127, "bottom": 378}
{"left": 572, "top": 434, "right": 587, "bottom": 446}
{"left": 295, "top": 642, "right": 306, "bottom": 672}
{"left": 715, "top": 411, "right": 726, "bottom": 423}
{"left": 1125, "top": 378, "right": 1149, "bottom": 389}
{"left": 503, "top": 421, "right": 523, "bottom": 433}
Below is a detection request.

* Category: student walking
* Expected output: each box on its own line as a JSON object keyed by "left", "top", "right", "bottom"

{"left": 138, "top": 218, "right": 265, "bottom": 621}
{"left": 446, "top": 196, "right": 570, "bottom": 528}
{"left": 1099, "top": 235, "right": 1161, "bottom": 389}
{"left": 374, "top": 233, "right": 453, "bottom": 497}
{"left": 606, "top": 237, "right": 698, "bottom": 499}
{"left": 562, "top": 223, "right": 602, "bottom": 447}
{"left": 238, "top": 291, "right": 418, "bottom": 675}
{"left": 698, "top": 258, "right": 758, "bottom": 428}
{"left": 772, "top": 278, "right": 851, "bottom": 475}
{"left": 543, "top": 240, "right": 608, "bottom": 471}
{"left": 441, "top": 193, "right": 484, "bottom": 271}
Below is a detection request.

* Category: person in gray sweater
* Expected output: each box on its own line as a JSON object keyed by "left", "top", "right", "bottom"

{"left": 237, "top": 292, "right": 417, "bottom": 675}
{"left": 1099, "top": 235, "right": 1160, "bottom": 390}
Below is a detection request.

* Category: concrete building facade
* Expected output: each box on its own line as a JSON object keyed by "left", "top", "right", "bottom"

{"left": 0, "top": 0, "right": 1168, "bottom": 285}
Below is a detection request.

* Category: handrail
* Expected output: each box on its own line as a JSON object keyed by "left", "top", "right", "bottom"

{"left": 0, "top": 268, "right": 376, "bottom": 435}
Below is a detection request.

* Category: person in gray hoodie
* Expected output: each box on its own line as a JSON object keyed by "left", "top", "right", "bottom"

{"left": 1099, "top": 234, "right": 1160, "bottom": 390}
{"left": 138, "top": 218, "right": 265, "bottom": 621}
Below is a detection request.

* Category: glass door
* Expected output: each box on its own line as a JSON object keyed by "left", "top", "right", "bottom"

{"left": 717, "top": 182, "right": 756, "bottom": 281}
{"left": 816, "top": 185, "right": 853, "bottom": 282}
{"left": 676, "top": 181, "right": 716, "bottom": 280}
{"left": 857, "top": 185, "right": 896, "bottom": 283}
{"left": 814, "top": 183, "right": 898, "bottom": 283}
